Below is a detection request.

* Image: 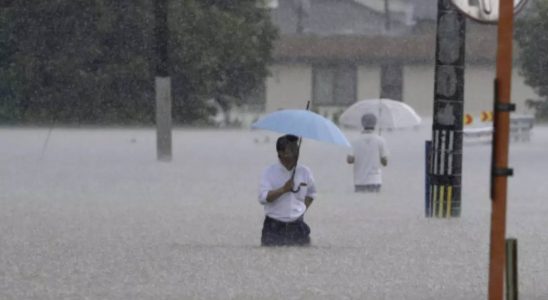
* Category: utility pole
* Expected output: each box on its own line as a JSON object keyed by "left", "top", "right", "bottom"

{"left": 384, "top": 0, "right": 391, "bottom": 31}
{"left": 154, "top": 0, "right": 172, "bottom": 161}
{"left": 441, "top": 0, "right": 526, "bottom": 297}
{"left": 488, "top": 0, "right": 514, "bottom": 298}
{"left": 296, "top": 0, "right": 304, "bottom": 34}
{"left": 427, "top": 0, "right": 466, "bottom": 218}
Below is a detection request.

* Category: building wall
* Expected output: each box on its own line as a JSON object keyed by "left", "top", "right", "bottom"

{"left": 402, "top": 65, "right": 434, "bottom": 117}
{"left": 265, "top": 64, "right": 312, "bottom": 112}
{"left": 357, "top": 65, "right": 381, "bottom": 100}
{"left": 403, "top": 65, "right": 537, "bottom": 120}
{"left": 264, "top": 63, "right": 537, "bottom": 124}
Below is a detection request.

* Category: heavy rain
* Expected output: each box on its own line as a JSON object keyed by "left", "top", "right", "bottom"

{"left": 1, "top": 0, "right": 547, "bottom": 299}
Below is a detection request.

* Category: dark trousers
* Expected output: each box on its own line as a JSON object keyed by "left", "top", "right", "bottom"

{"left": 261, "top": 215, "right": 311, "bottom": 246}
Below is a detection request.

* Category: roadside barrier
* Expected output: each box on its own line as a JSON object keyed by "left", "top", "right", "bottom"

{"left": 510, "top": 114, "right": 534, "bottom": 142}
{"left": 462, "top": 113, "right": 534, "bottom": 144}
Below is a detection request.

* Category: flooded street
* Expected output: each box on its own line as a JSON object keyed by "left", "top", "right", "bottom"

{"left": 1, "top": 125, "right": 547, "bottom": 299}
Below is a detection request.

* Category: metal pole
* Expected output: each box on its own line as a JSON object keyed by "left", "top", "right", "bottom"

{"left": 384, "top": 0, "right": 390, "bottom": 31}
{"left": 505, "top": 238, "right": 518, "bottom": 300}
{"left": 296, "top": 0, "right": 304, "bottom": 34}
{"left": 488, "top": 0, "right": 514, "bottom": 298}
{"left": 155, "top": 0, "right": 172, "bottom": 161}
{"left": 425, "top": 140, "right": 432, "bottom": 217}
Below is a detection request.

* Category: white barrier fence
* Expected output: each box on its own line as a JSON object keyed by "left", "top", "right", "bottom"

{"left": 463, "top": 114, "right": 535, "bottom": 144}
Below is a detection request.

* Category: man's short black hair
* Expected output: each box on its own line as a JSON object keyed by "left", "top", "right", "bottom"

{"left": 276, "top": 134, "right": 299, "bottom": 152}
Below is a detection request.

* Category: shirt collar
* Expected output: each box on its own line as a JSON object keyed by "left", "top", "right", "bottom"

{"left": 277, "top": 161, "right": 296, "bottom": 173}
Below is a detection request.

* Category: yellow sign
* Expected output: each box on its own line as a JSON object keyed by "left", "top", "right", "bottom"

{"left": 480, "top": 111, "right": 493, "bottom": 122}
{"left": 463, "top": 113, "right": 473, "bottom": 125}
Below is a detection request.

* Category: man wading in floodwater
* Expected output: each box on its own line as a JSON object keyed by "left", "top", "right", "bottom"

{"left": 258, "top": 134, "right": 317, "bottom": 246}
{"left": 347, "top": 113, "right": 388, "bottom": 193}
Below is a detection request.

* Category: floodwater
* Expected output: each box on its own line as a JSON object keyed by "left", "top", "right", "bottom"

{"left": 1, "top": 124, "right": 547, "bottom": 299}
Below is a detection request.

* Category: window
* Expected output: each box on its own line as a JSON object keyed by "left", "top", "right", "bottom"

{"left": 312, "top": 64, "right": 356, "bottom": 106}
{"left": 380, "top": 63, "right": 403, "bottom": 101}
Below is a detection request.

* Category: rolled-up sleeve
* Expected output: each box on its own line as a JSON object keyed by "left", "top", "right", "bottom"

{"left": 305, "top": 168, "right": 317, "bottom": 199}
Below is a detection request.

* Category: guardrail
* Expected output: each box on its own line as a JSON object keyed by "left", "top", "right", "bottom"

{"left": 463, "top": 114, "right": 534, "bottom": 144}
{"left": 463, "top": 126, "right": 493, "bottom": 144}
{"left": 510, "top": 114, "right": 534, "bottom": 142}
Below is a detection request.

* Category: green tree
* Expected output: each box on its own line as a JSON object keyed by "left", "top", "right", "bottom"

{"left": 170, "top": 0, "right": 277, "bottom": 124}
{"left": 0, "top": 0, "right": 155, "bottom": 124}
{"left": 0, "top": 0, "right": 277, "bottom": 125}
{"left": 0, "top": 5, "right": 22, "bottom": 123}
{"left": 515, "top": 0, "right": 548, "bottom": 120}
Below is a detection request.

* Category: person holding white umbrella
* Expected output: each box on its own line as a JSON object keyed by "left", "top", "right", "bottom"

{"left": 346, "top": 114, "right": 389, "bottom": 193}
{"left": 339, "top": 98, "right": 422, "bottom": 131}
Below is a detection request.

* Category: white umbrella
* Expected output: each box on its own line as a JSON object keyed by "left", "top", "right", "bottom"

{"left": 339, "top": 98, "right": 422, "bottom": 130}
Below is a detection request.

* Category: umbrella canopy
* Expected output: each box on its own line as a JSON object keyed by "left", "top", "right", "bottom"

{"left": 339, "top": 99, "right": 422, "bottom": 130}
{"left": 251, "top": 109, "right": 351, "bottom": 148}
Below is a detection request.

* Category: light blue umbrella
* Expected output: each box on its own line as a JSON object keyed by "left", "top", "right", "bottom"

{"left": 251, "top": 109, "right": 351, "bottom": 148}
{"left": 252, "top": 108, "right": 350, "bottom": 193}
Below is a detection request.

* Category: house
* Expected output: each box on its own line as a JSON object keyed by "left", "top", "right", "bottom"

{"left": 237, "top": 0, "right": 536, "bottom": 127}
{"left": 270, "top": 0, "right": 415, "bottom": 36}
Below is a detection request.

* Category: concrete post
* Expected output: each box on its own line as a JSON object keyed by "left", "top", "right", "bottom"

{"left": 428, "top": 0, "right": 466, "bottom": 218}
{"left": 154, "top": 0, "right": 172, "bottom": 161}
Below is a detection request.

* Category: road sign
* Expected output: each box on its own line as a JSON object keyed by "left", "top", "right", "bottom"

{"left": 464, "top": 113, "right": 473, "bottom": 125}
{"left": 450, "top": 0, "right": 528, "bottom": 23}
{"left": 481, "top": 111, "right": 494, "bottom": 122}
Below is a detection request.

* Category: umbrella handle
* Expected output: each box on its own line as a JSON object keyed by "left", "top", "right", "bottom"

{"left": 290, "top": 168, "right": 301, "bottom": 193}
{"left": 291, "top": 185, "right": 301, "bottom": 193}
{"left": 378, "top": 99, "right": 383, "bottom": 136}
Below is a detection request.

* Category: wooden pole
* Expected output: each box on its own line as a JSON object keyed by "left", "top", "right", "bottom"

{"left": 488, "top": 0, "right": 514, "bottom": 298}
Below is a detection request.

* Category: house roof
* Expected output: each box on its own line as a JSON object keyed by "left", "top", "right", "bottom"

{"left": 270, "top": 0, "right": 413, "bottom": 36}
{"left": 272, "top": 23, "right": 501, "bottom": 64}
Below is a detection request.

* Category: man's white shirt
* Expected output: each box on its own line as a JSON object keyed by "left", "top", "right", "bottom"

{"left": 259, "top": 162, "right": 317, "bottom": 222}
{"left": 351, "top": 132, "right": 388, "bottom": 185}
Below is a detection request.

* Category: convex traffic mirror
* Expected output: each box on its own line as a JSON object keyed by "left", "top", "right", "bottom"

{"left": 450, "top": 0, "right": 529, "bottom": 23}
